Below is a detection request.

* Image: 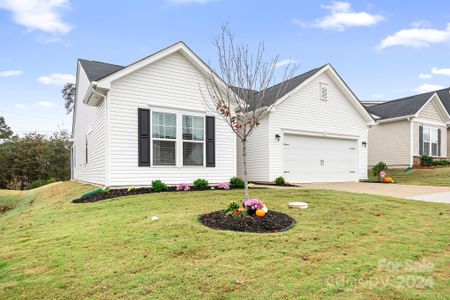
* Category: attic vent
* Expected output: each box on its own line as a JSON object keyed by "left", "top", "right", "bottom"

{"left": 320, "top": 83, "right": 328, "bottom": 101}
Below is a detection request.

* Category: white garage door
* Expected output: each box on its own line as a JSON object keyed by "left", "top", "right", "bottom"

{"left": 283, "top": 134, "right": 358, "bottom": 183}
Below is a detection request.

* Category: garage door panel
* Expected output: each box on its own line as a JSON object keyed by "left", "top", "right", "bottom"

{"left": 283, "top": 134, "right": 358, "bottom": 183}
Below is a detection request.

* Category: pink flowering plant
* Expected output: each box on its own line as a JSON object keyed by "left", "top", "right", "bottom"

{"left": 217, "top": 182, "right": 230, "bottom": 190}
{"left": 243, "top": 199, "right": 264, "bottom": 212}
{"left": 175, "top": 183, "right": 191, "bottom": 191}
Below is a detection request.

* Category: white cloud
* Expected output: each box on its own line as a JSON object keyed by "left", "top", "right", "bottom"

{"left": 0, "top": 70, "right": 22, "bottom": 77}
{"left": 37, "top": 73, "right": 75, "bottom": 86}
{"left": 305, "top": 2, "right": 384, "bottom": 31}
{"left": 15, "top": 103, "right": 27, "bottom": 109}
{"left": 275, "top": 59, "right": 299, "bottom": 68}
{"left": 419, "top": 73, "right": 432, "bottom": 79}
{"left": 168, "top": 0, "right": 216, "bottom": 4}
{"left": 0, "top": 0, "right": 72, "bottom": 33}
{"left": 378, "top": 23, "right": 450, "bottom": 49}
{"left": 393, "top": 88, "right": 408, "bottom": 93}
{"left": 431, "top": 67, "right": 450, "bottom": 77}
{"left": 413, "top": 84, "right": 445, "bottom": 94}
{"left": 36, "top": 101, "right": 56, "bottom": 108}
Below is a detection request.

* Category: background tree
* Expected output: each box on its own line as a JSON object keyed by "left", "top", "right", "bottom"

{"left": 62, "top": 83, "right": 76, "bottom": 114}
{"left": 0, "top": 130, "right": 71, "bottom": 190}
{"left": 203, "top": 26, "right": 296, "bottom": 200}
{"left": 0, "top": 116, "right": 13, "bottom": 139}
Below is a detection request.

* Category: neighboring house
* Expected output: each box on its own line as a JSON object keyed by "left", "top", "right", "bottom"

{"left": 71, "top": 42, "right": 236, "bottom": 186}
{"left": 361, "top": 100, "right": 386, "bottom": 107}
{"left": 236, "top": 64, "right": 376, "bottom": 183}
{"left": 366, "top": 88, "right": 450, "bottom": 168}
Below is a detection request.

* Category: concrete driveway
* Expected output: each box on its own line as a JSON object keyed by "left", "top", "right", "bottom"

{"left": 298, "top": 182, "right": 450, "bottom": 204}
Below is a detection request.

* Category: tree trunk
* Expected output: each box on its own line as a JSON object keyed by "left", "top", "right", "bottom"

{"left": 242, "top": 138, "right": 249, "bottom": 200}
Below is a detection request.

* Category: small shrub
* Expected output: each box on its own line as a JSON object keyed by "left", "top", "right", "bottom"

{"left": 101, "top": 187, "right": 110, "bottom": 194}
{"left": 372, "top": 161, "right": 388, "bottom": 177}
{"left": 420, "top": 155, "right": 433, "bottom": 167}
{"left": 275, "top": 176, "right": 285, "bottom": 186}
{"left": 432, "top": 160, "right": 450, "bottom": 166}
{"left": 193, "top": 178, "right": 208, "bottom": 189}
{"left": 152, "top": 180, "right": 167, "bottom": 192}
{"left": 176, "top": 183, "right": 191, "bottom": 191}
{"left": 128, "top": 187, "right": 136, "bottom": 192}
{"left": 229, "top": 176, "right": 244, "bottom": 188}
{"left": 224, "top": 201, "right": 240, "bottom": 215}
{"left": 217, "top": 182, "right": 230, "bottom": 190}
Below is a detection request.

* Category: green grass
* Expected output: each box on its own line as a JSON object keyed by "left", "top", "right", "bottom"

{"left": 0, "top": 182, "right": 449, "bottom": 299}
{"left": 369, "top": 167, "right": 450, "bottom": 186}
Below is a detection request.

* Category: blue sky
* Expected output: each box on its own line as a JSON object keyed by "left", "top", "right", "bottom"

{"left": 0, "top": 0, "right": 449, "bottom": 134}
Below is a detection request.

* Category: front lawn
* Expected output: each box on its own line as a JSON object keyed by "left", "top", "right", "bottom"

{"left": 369, "top": 167, "right": 450, "bottom": 186}
{"left": 0, "top": 182, "right": 449, "bottom": 299}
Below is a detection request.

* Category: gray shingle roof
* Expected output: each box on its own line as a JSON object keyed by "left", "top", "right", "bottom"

{"left": 78, "top": 59, "right": 124, "bottom": 81}
{"left": 230, "top": 65, "right": 325, "bottom": 108}
{"left": 436, "top": 87, "right": 450, "bottom": 114}
{"left": 366, "top": 87, "right": 450, "bottom": 120}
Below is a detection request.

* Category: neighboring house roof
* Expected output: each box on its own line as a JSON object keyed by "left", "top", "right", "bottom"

{"left": 78, "top": 59, "right": 124, "bottom": 81}
{"left": 436, "top": 87, "right": 450, "bottom": 114}
{"left": 366, "top": 87, "right": 450, "bottom": 120}
{"left": 361, "top": 100, "right": 386, "bottom": 107}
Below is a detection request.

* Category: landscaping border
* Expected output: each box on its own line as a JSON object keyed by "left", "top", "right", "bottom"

{"left": 72, "top": 186, "right": 252, "bottom": 204}
{"left": 199, "top": 210, "right": 296, "bottom": 233}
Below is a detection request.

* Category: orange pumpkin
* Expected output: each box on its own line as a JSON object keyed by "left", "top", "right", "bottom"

{"left": 255, "top": 209, "right": 266, "bottom": 217}
{"left": 383, "top": 177, "right": 394, "bottom": 183}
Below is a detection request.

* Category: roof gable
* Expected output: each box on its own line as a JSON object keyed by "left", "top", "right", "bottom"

{"left": 78, "top": 59, "right": 124, "bottom": 82}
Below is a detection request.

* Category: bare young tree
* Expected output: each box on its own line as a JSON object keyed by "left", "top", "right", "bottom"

{"left": 202, "top": 25, "right": 297, "bottom": 200}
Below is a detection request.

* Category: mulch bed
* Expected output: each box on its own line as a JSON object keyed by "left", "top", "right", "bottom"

{"left": 199, "top": 210, "right": 296, "bottom": 233}
{"left": 73, "top": 186, "right": 246, "bottom": 204}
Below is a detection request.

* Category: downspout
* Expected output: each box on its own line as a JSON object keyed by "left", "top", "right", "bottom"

{"left": 408, "top": 116, "right": 415, "bottom": 167}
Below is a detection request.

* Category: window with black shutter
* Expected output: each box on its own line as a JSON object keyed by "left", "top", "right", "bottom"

{"left": 205, "top": 116, "right": 215, "bottom": 167}
{"left": 138, "top": 108, "right": 151, "bottom": 166}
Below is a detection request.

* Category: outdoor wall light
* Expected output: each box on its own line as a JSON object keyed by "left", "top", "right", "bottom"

{"left": 275, "top": 134, "right": 281, "bottom": 141}
{"left": 362, "top": 141, "right": 367, "bottom": 147}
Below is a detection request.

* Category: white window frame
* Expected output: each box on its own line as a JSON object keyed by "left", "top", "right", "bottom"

{"left": 320, "top": 82, "right": 328, "bottom": 101}
{"left": 150, "top": 109, "right": 206, "bottom": 168}
{"left": 422, "top": 126, "right": 439, "bottom": 157}
{"left": 182, "top": 114, "right": 205, "bottom": 167}
{"left": 151, "top": 110, "right": 177, "bottom": 167}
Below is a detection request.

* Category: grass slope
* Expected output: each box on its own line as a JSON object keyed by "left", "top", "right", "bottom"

{"left": 0, "top": 182, "right": 449, "bottom": 299}
{"left": 369, "top": 167, "right": 450, "bottom": 186}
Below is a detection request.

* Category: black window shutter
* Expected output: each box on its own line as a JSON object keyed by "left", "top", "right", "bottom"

{"left": 205, "top": 116, "right": 215, "bottom": 167}
{"left": 138, "top": 108, "right": 151, "bottom": 167}
{"left": 438, "top": 128, "right": 441, "bottom": 157}
{"left": 419, "top": 125, "right": 423, "bottom": 155}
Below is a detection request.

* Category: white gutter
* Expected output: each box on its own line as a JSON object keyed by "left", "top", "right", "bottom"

{"left": 377, "top": 115, "right": 415, "bottom": 124}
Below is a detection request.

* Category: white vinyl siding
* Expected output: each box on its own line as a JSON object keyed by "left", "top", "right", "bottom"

{"left": 107, "top": 52, "right": 235, "bottom": 186}
{"left": 72, "top": 64, "right": 107, "bottom": 184}
{"left": 236, "top": 116, "right": 270, "bottom": 181}
{"left": 368, "top": 120, "right": 411, "bottom": 168}
{"left": 268, "top": 71, "right": 369, "bottom": 181}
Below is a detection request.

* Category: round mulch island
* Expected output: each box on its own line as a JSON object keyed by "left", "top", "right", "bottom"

{"left": 199, "top": 211, "right": 295, "bottom": 233}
